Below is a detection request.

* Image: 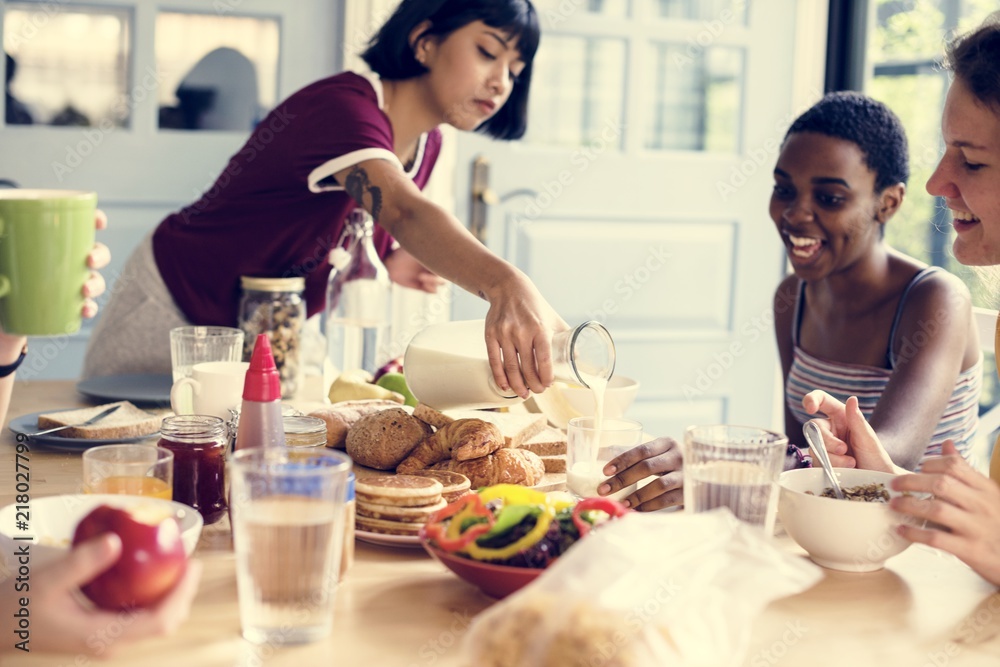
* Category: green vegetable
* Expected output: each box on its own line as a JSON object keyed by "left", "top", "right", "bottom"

{"left": 481, "top": 504, "right": 542, "bottom": 540}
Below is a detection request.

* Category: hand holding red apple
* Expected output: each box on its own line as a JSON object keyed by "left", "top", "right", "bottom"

{"left": 1, "top": 531, "right": 201, "bottom": 657}
{"left": 72, "top": 504, "right": 189, "bottom": 610}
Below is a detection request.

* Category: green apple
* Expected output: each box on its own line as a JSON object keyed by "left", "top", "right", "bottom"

{"left": 376, "top": 372, "right": 418, "bottom": 407}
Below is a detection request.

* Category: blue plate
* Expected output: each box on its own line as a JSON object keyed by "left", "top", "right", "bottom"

{"left": 8, "top": 410, "right": 160, "bottom": 452}
{"left": 76, "top": 374, "right": 172, "bottom": 405}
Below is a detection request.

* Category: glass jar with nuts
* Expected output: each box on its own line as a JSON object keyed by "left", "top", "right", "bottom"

{"left": 238, "top": 276, "right": 305, "bottom": 398}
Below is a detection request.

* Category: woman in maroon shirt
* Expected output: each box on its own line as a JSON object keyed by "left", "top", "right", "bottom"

{"left": 84, "top": 0, "right": 565, "bottom": 400}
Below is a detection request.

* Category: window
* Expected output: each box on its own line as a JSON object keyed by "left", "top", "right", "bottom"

{"left": 867, "top": 0, "right": 996, "bottom": 305}
{"left": 3, "top": 4, "right": 131, "bottom": 128}
{"left": 155, "top": 12, "right": 279, "bottom": 131}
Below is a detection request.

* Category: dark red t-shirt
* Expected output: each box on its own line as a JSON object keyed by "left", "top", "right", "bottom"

{"left": 153, "top": 71, "right": 442, "bottom": 325}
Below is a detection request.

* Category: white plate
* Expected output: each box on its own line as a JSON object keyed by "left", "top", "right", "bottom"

{"left": 355, "top": 530, "right": 423, "bottom": 549}
{"left": 9, "top": 410, "right": 160, "bottom": 451}
{"left": 76, "top": 374, "right": 173, "bottom": 405}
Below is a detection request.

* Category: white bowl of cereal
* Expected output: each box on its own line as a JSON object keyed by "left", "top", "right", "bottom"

{"left": 778, "top": 467, "right": 916, "bottom": 572}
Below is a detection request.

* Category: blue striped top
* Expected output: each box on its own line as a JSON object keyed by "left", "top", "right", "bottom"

{"left": 786, "top": 268, "right": 983, "bottom": 468}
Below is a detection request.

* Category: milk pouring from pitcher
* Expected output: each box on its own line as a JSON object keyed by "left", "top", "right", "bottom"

{"left": 403, "top": 320, "right": 616, "bottom": 411}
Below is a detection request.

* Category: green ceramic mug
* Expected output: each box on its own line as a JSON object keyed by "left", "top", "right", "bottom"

{"left": 0, "top": 189, "right": 97, "bottom": 336}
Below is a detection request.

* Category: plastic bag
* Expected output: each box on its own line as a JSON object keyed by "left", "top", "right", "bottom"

{"left": 461, "top": 508, "right": 822, "bottom": 667}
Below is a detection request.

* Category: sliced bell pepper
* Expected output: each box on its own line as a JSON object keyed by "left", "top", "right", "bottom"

{"left": 477, "top": 484, "right": 549, "bottom": 507}
{"left": 571, "top": 497, "right": 630, "bottom": 538}
{"left": 424, "top": 493, "right": 495, "bottom": 552}
{"left": 464, "top": 503, "right": 555, "bottom": 561}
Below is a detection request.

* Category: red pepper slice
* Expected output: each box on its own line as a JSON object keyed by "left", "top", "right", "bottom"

{"left": 571, "top": 497, "right": 630, "bottom": 538}
{"left": 424, "top": 493, "right": 495, "bottom": 552}
{"left": 424, "top": 521, "right": 492, "bottom": 551}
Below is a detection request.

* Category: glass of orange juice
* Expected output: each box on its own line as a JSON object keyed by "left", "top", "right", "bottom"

{"left": 82, "top": 444, "right": 174, "bottom": 499}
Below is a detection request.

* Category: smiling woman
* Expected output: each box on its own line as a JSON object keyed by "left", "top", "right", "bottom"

{"left": 769, "top": 92, "right": 983, "bottom": 471}
{"left": 808, "top": 16, "right": 1000, "bottom": 588}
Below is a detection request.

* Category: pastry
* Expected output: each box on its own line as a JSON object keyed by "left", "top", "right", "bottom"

{"left": 396, "top": 418, "right": 503, "bottom": 473}
{"left": 430, "top": 449, "right": 545, "bottom": 488}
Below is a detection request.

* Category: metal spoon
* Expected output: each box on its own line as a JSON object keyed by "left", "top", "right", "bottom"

{"left": 803, "top": 420, "right": 845, "bottom": 500}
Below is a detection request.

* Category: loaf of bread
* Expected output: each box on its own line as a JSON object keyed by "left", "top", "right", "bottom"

{"left": 36, "top": 401, "right": 162, "bottom": 440}
{"left": 309, "top": 399, "right": 402, "bottom": 449}
{"left": 346, "top": 408, "right": 432, "bottom": 470}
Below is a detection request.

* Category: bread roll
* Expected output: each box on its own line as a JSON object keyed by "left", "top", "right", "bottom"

{"left": 308, "top": 399, "right": 401, "bottom": 449}
{"left": 346, "top": 408, "right": 431, "bottom": 470}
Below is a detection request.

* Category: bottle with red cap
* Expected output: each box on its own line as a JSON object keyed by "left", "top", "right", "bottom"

{"left": 234, "top": 334, "right": 286, "bottom": 451}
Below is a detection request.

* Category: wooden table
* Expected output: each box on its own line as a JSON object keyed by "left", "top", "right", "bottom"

{"left": 2, "top": 381, "right": 999, "bottom": 666}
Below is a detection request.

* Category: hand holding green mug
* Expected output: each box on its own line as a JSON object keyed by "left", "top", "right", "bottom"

{"left": 0, "top": 190, "right": 106, "bottom": 336}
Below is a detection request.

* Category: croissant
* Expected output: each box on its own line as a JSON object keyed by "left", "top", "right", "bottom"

{"left": 396, "top": 418, "right": 503, "bottom": 474}
{"left": 429, "top": 448, "right": 545, "bottom": 488}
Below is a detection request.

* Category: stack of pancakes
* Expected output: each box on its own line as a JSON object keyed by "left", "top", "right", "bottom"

{"left": 355, "top": 471, "right": 471, "bottom": 536}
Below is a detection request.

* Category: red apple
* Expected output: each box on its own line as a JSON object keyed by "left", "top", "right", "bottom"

{"left": 71, "top": 504, "right": 188, "bottom": 610}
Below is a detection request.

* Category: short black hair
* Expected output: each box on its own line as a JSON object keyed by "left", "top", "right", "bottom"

{"left": 361, "top": 0, "right": 540, "bottom": 141}
{"left": 946, "top": 16, "right": 1000, "bottom": 112}
{"left": 785, "top": 91, "right": 910, "bottom": 191}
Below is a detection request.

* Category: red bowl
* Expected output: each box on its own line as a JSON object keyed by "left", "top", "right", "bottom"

{"left": 419, "top": 533, "right": 543, "bottom": 599}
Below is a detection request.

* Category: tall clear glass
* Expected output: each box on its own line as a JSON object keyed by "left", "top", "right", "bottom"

{"left": 682, "top": 425, "right": 787, "bottom": 534}
{"left": 169, "top": 325, "right": 244, "bottom": 382}
{"left": 566, "top": 417, "right": 642, "bottom": 501}
{"left": 229, "top": 448, "right": 352, "bottom": 644}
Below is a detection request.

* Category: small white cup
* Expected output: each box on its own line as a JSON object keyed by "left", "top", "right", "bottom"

{"left": 170, "top": 361, "right": 248, "bottom": 420}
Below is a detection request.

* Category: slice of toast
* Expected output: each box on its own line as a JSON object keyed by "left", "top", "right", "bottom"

{"left": 521, "top": 428, "right": 567, "bottom": 456}
{"left": 540, "top": 454, "right": 566, "bottom": 473}
{"left": 413, "top": 404, "right": 547, "bottom": 448}
{"left": 36, "top": 401, "right": 163, "bottom": 440}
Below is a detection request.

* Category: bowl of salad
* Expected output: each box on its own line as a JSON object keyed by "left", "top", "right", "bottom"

{"left": 419, "top": 484, "right": 629, "bottom": 598}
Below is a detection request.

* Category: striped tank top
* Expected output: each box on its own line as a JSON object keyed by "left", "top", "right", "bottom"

{"left": 786, "top": 267, "right": 983, "bottom": 467}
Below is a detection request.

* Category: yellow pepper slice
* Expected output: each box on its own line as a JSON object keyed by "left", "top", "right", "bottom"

{"left": 477, "top": 484, "right": 549, "bottom": 507}
{"left": 463, "top": 503, "right": 555, "bottom": 561}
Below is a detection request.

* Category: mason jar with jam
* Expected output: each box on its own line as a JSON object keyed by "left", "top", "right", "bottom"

{"left": 158, "top": 415, "right": 228, "bottom": 524}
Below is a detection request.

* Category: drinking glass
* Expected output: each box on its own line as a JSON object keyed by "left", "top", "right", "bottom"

{"left": 566, "top": 417, "right": 643, "bottom": 501}
{"left": 229, "top": 448, "right": 352, "bottom": 644}
{"left": 82, "top": 444, "right": 174, "bottom": 499}
{"left": 682, "top": 425, "right": 787, "bottom": 534}
{"left": 169, "top": 326, "right": 244, "bottom": 382}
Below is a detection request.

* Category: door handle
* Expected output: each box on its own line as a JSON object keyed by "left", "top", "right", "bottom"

{"left": 474, "top": 186, "right": 499, "bottom": 206}
{"left": 469, "top": 155, "right": 492, "bottom": 243}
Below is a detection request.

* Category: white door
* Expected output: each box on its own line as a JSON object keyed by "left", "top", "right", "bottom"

{"left": 450, "top": 0, "right": 828, "bottom": 437}
{"left": 0, "top": 0, "right": 340, "bottom": 379}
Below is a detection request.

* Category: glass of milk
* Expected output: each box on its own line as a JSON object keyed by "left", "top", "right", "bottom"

{"left": 682, "top": 425, "right": 787, "bottom": 534}
{"left": 566, "top": 417, "right": 643, "bottom": 501}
